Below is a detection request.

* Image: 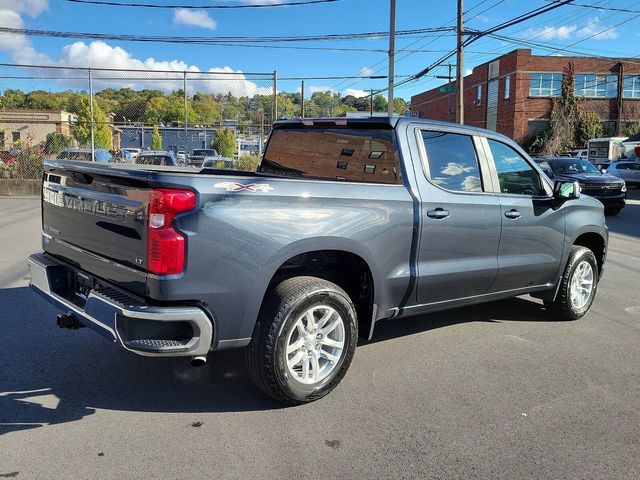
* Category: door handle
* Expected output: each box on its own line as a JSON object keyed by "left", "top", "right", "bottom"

{"left": 504, "top": 209, "right": 521, "bottom": 219}
{"left": 427, "top": 208, "right": 450, "bottom": 219}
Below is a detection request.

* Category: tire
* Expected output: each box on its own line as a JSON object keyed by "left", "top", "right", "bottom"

{"left": 545, "top": 246, "right": 598, "bottom": 321}
{"left": 605, "top": 208, "right": 621, "bottom": 216}
{"left": 245, "top": 276, "right": 358, "bottom": 404}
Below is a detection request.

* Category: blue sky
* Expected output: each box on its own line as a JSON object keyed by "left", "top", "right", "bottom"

{"left": 1, "top": 0, "right": 639, "bottom": 99}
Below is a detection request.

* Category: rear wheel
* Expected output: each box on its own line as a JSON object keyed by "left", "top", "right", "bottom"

{"left": 605, "top": 208, "right": 621, "bottom": 216}
{"left": 545, "top": 246, "right": 598, "bottom": 321}
{"left": 246, "top": 276, "right": 358, "bottom": 404}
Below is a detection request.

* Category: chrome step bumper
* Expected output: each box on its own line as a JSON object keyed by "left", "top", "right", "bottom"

{"left": 28, "top": 253, "right": 213, "bottom": 357}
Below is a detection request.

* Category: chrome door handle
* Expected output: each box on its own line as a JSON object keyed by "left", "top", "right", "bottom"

{"left": 427, "top": 208, "right": 450, "bottom": 219}
{"left": 504, "top": 209, "right": 521, "bottom": 219}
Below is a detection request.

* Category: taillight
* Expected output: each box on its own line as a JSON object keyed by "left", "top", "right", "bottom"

{"left": 147, "top": 189, "right": 196, "bottom": 275}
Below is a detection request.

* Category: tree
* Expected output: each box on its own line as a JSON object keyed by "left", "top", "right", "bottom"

{"left": 393, "top": 98, "right": 408, "bottom": 115}
{"left": 151, "top": 124, "right": 163, "bottom": 150}
{"left": 213, "top": 128, "right": 235, "bottom": 157}
{"left": 44, "top": 132, "right": 72, "bottom": 153}
{"left": 144, "top": 96, "right": 170, "bottom": 124}
{"left": 373, "top": 95, "right": 388, "bottom": 112}
{"left": 72, "top": 96, "right": 112, "bottom": 149}
{"left": 538, "top": 62, "right": 607, "bottom": 155}
{"left": 1, "top": 89, "right": 26, "bottom": 109}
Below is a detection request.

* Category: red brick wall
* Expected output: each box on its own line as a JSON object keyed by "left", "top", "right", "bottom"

{"left": 411, "top": 49, "right": 640, "bottom": 146}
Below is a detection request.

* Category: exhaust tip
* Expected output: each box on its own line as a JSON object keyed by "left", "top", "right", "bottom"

{"left": 190, "top": 355, "right": 207, "bottom": 367}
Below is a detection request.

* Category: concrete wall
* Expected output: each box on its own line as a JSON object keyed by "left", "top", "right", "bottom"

{"left": 0, "top": 179, "right": 41, "bottom": 196}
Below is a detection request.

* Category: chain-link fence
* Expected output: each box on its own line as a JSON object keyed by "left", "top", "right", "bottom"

{"left": 0, "top": 63, "right": 276, "bottom": 178}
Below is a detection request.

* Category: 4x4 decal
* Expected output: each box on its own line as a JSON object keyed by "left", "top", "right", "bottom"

{"left": 214, "top": 182, "right": 273, "bottom": 193}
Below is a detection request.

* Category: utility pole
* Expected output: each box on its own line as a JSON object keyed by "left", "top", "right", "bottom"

{"left": 456, "top": 0, "right": 464, "bottom": 124}
{"left": 273, "top": 71, "right": 278, "bottom": 122}
{"left": 301, "top": 80, "right": 305, "bottom": 118}
{"left": 183, "top": 71, "right": 188, "bottom": 147}
{"left": 370, "top": 89, "right": 374, "bottom": 115}
{"left": 435, "top": 64, "right": 454, "bottom": 122}
{"left": 387, "top": 0, "right": 396, "bottom": 117}
{"left": 88, "top": 67, "right": 95, "bottom": 162}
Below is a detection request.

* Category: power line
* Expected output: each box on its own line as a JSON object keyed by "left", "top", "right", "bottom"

{"left": 545, "top": 0, "right": 640, "bottom": 14}
{"left": 331, "top": 0, "right": 505, "bottom": 94}
{"left": 62, "top": 0, "right": 341, "bottom": 9}
{"left": 0, "top": 26, "right": 455, "bottom": 45}
{"left": 391, "top": 0, "right": 575, "bottom": 93}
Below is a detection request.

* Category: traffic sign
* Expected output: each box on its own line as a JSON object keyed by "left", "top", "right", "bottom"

{"left": 437, "top": 86, "right": 457, "bottom": 94}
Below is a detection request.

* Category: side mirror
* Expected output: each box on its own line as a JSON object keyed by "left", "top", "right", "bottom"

{"left": 554, "top": 180, "right": 580, "bottom": 200}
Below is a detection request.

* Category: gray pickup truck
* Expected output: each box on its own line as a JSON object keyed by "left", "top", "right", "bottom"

{"left": 29, "top": 117, "right": 607, "bottom": 404}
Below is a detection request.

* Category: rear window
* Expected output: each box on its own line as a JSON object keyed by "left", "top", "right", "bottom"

{"left": 136, "top": 155, "right": 173, "bottom": 166}
{"left": 261, "top": 128, "right": 401, "bottom": 184}
{"left": 192, "top": 149, "right": 216, "bottom": 156}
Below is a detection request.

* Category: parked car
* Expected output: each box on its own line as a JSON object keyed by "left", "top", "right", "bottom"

{"left": 0, "top": 150, "right": 18, "bottom": 164}
{"left": 188, "top": 148, "right": 218, "bottom": 166}
{"left": 599, "top": 161, "right": 640, "bottom": 187}
{"left": 30, "top": 117, "right": 608, "bottom": 404}
{"left": 134, "top": 150, "right": 177, "bottom": 166}
{"left": 110, "top": 149, "right": 133, "bottom": 163}
{"left": 533, "top": 157, "right": 626, "bottom": 215}
{"left": 56, "top": 148, "right": 111, "bottom": 163}
{"left": 121, "top": 148, "right": 141, "bottom": 160}
{"left": 201, "top": 156, "right": 235, "bottom": 170}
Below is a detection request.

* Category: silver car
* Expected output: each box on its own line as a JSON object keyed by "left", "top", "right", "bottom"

{"left": 602, "top": 161, "right": 640, "bottom": 187}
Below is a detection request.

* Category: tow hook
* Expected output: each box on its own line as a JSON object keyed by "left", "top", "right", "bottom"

{"left": 56, "top": 312, "right": 84, "bottom": 329}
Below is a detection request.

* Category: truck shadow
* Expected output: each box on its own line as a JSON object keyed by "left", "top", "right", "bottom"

{"left": 0, "top": 286, "right": 556, "bottom": 435}
{"left": 365, "top": 296, "right": 551, "bottom": 345}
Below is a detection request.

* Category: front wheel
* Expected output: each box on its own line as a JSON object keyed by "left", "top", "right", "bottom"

{"left": 246, "top": 276, "right": 358, "bottom": 404}
{"left": 545, "top": 246, "right": 598, "bottom": 321}
{"left": 605, "top": 208, "right": 622, "bottom": 216}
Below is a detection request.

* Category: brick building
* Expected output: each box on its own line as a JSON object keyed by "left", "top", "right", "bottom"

{"left": 410, "top": 49, "right": 640, "bottom": 146}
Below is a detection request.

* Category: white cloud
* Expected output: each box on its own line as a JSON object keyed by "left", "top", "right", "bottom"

{"left": 343, "top": 88, "right": 369, "bottom": 98}
{"left": 578, "top": 17, "right": 619, "bottom": 40}
{"left": 10, "top": 40, "right": 270, "bottom": 97}
{"left": 0, "top": 9, "right": 30, "bottom": 51}
{"left": 0, "top": 0, "right": 47, "bottom": 17}
{"left": 358, "top": 67, "right": 374, "bottom": 77}
{"left": 523, "top": 24, "right": 578, "bottom": 40}
{"left": 521, "top": 17, "right": 618, "bottom": 42}
{"left": 441, "top": 162, "right": 474, "bottom": 176}
{"left": 309, "top": 86, "right": 336, "bottom": 94}
{"left": 465, "top": 68, "right": 473, "bottom": 76}
{"left": 173, "top": 9, "right": 217, "bottom": 30}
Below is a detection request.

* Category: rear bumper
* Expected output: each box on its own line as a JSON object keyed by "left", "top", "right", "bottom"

{"left": 28, "top": 253, "right": 213, "bottom": 357}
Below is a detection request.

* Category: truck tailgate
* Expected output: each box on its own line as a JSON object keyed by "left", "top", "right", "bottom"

{"left": 42, "top": 160, "right": 152, "bottom": 294}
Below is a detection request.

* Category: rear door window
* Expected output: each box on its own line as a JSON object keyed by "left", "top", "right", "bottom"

{"left": 419, "top": 130, "right": 483, "bottom": 193}
{"left": 262, "top": 128, "right": 401, "bottom": 184}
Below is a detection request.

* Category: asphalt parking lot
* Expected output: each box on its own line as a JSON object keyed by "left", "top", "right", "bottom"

{"left": 1, "top": 193, "right": 639, "bottom": 480}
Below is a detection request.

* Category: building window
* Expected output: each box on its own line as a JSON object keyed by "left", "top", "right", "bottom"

{"left": 529, "top": 73, "right": 562, "bottom": 97}
{"left": 623, "top": 75, "right": 640, "bottom": 98}
{"left": 476, "top": 85, "right": 482, "bottom": 106}
{"left": 504, "top": 75, "right": 510, "bottom": 100}
{"left": 574, "top": 74, "right": 618, "bottom": 98}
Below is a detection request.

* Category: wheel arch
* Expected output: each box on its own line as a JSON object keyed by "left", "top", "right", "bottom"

{"left": 573, "top": 231, "right": 606, "bottom": 275}
{"left": 261, "top": 239, "right": 381, "bottom": 340}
